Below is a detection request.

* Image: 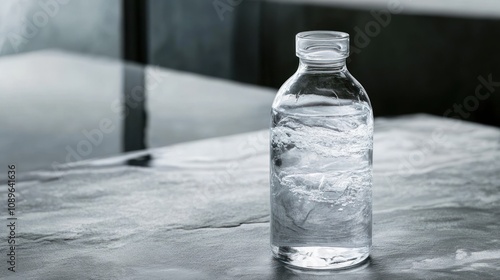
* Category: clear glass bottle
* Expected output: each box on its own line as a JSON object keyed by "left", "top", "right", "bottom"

{"left": 270, "top": 31, "right": 373, "bottom": 269}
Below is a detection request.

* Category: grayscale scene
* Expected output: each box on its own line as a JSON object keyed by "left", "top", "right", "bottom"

{"left": 1, "top": 0, "right": 499, "bottom": 279}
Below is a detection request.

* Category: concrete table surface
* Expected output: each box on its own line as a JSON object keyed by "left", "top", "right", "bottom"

{"left": 1, "top": 115, "right": 499, "bottom": 279}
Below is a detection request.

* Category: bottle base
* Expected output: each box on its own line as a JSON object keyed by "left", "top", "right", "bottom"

{"left": 271, "top": 245, "right": 370, "bottom": 270}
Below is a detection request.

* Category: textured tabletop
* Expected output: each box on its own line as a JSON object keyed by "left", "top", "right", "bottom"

{"left": 1, "top": 115, "right": 499, "bottom": 279}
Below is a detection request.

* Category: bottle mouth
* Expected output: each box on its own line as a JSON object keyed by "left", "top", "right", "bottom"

{"left": 296, "top": 31, "right": 350, "bottom": 61}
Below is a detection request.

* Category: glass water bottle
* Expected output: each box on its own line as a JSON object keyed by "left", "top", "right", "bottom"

{"left": 270, "top": 31, "right": 373, "bottom": 270}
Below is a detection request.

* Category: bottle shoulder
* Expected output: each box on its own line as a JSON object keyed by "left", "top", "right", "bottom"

{"left": 272, "top": 69, "right": 372, "bottom": 111}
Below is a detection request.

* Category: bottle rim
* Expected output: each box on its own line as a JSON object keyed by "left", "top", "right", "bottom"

{"left": 296, "top": 30, "right": 350, "bottom": 61}
{"left": 296, "top": 30, "right": 349, "bottom": 41}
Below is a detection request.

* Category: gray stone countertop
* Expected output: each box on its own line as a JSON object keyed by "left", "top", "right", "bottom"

{"left": 1, "top": 114, "right": 499, "bottom": 279}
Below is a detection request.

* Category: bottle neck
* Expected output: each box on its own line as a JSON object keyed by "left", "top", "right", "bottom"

{"left": 298, "top": 59, "right": 347, "bottom": 73}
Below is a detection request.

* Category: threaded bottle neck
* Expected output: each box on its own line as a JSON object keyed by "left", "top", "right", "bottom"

{"left": 298, "top": 59, "right": 346, "bottom": 73}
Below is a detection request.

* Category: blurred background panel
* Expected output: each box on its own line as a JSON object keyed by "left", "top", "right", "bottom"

{"left": 0, "top": 0, "right": 123, "bottom": 172}
{"left": 146, "top": 0, "right": 500, "bottom": 126}
{"left": 1, "top": 0, "right": 500, "bottom": 172}
{"left": 0, "top": 51, "right": 123, "bottom": 172}
{"left": 256, "top": 0, "right": 500, "bottom": 126}
{"left": 0, "top": 0, "right": 120, "bottom": 58}
{"left": 148, "top": 0, "right": 237, "bottom": 79}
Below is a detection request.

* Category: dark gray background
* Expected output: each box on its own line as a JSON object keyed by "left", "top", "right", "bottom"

{"left": 1, "top": 0, "right": 500, "bottom": 126}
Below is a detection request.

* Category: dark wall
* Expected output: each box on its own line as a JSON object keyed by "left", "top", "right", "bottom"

{"left": 255, "top": 2, "right": 500, "bottom": 127}
{"left": 148, "top": 0, "right": 500, "bottom": 127}
{"left": 148, "top": 0, "right": 236, "bottom": 78}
